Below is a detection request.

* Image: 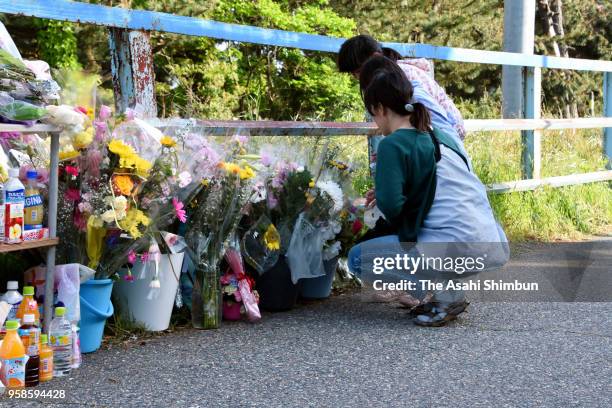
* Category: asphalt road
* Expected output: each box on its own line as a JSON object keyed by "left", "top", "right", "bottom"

{"left": 4, "top": 241, "right": 611, "bottom": 408}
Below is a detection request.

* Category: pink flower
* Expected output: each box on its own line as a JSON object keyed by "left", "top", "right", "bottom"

{"left": 140, "top": 252, "right": 149, "bottom": 262}
{"left": 73, "top": 210, "right": 87, "bottom": 231}
{"left": 99, "top": 105, "right": 112, "bottom": 120}
{"left": 127, "top": 250, "right": 137, "bottom": 264}
{"left": 65, "top": 166, "right": 79, "bottom": 177}
{"left": 75, "top": 106, "right": 88, "bottom": 115}
{"left": 64, "top": 188, "right": 80, "bottom": 202}
{"left": 173, "top": 198, "right": 187, "bottom": 223}
{"left": 94, "top": 121, "right": 107, "bottom": 142}
{"left": 123, "top": 274, "right": 134, "bottom": 282}
{"left": 86, "top": 149, "right": 102, "bottom": 178}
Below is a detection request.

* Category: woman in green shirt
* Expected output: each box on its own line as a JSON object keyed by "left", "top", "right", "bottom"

{"left": 347, "top": 56, "right": 508, "bottom": 326}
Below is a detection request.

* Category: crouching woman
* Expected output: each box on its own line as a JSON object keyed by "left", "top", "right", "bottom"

{"left": 347, "top": 56, "right": 509, "bottom": 327}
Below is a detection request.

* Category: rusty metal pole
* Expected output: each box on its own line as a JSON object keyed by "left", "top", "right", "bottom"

{"left": 108, "top": 28, "right": 157, "bottom": 118}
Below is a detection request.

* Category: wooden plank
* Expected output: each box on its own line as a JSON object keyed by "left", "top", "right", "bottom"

{"left": 521, "top": 67, "right": 542, "bottom": 179}
{"left": 109, "top": 29, "right": 157, "bottom": 117}
{"left": 0, "top": 238, "right": 59, "bottom": 254}
{"left": 487, "top": 171, "right": 612, "bottom": 194}
{"left": 4, "top": 0, "right": 612, "bottom": 72}
{"left": 604, "top": 72, "right": 612, "bottom": 169}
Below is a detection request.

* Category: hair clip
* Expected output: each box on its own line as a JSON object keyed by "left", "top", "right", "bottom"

{"left": 404, "top": 103, "right": 414, "bottom": 113}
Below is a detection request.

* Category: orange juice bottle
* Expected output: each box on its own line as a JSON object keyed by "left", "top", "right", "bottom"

{"left": 16, "top": 286, "right": 39, "bottom": 326}
{"left": 39, "top": 334, "right": 53, "bottom": 382}
{"left": 0, "top": 320, "right": 27, "bottom": 389}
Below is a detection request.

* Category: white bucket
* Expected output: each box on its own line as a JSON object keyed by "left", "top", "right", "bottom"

{"left": 113, "top": 253, "right": 184, "bottom": 331}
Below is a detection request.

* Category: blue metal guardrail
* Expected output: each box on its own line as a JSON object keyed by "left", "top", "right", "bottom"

{"left": 3, "top": 0, "right": 612, "bottom": 72}
{"left": 2, "top": 0, "right": 611, "bottom": 185}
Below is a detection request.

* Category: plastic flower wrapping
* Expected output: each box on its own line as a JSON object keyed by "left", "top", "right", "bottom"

{"left": 52, "top": 107, "right": 192, "bottom": 280}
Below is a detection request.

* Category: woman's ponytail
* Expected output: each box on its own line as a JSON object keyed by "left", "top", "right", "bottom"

{"left": 408, "top": 102, "right": 431, "bottom": 132}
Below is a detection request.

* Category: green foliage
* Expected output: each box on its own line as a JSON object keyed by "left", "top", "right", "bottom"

{"left": 35, "top": 20, "right": 80, "bottom": 69}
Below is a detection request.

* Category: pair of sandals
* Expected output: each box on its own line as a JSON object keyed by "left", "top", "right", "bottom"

{"left": 371, "top": 290, "right": 469, "bottom": 327}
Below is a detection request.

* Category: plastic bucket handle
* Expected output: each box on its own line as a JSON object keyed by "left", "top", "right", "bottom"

{"left": 80, "top": 294, "right": 114, "bottom": 320}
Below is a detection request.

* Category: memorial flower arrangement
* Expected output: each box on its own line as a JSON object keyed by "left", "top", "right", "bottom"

{"left": 184, "top": 134, "right": 259, "bottom": 329}
{"left": 54, "top": 106, "right": 190, "bottom": 281}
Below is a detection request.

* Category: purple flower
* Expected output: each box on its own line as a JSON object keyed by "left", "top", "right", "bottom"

{"left": 99, "top": 105, "right": 112, "bottom": 120}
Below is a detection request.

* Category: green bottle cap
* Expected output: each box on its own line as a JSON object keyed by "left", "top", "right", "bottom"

{"left": 55, "top": 306, "right": 66, "bottom": 317}
{"left": 40, "top": 334, "right": 48, "bottom": 344}
{"left": 5, "top": 320, "right": 19, "bottom": 330}
{"left": 23, "top": 286, "right": 35, "bottom": 296}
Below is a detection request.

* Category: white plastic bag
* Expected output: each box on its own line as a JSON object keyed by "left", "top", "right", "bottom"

{"left": 25, "top": 264, "right": 81, "bottom": 323}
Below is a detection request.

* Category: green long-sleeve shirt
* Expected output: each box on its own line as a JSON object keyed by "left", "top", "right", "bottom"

{"left": 375, "top": 128, "right": 465, "bottom": 242}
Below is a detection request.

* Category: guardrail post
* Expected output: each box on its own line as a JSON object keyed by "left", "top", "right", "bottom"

{"left": 522, "top": 67, "right": 542, "bottom": 179}
{"left": 604, "top": 72, "right": 612, "bottom": 169}
{"left": 109, "top": 28, "right": 157, "bottom": 118}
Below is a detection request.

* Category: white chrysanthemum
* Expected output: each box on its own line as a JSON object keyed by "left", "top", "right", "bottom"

{"left": 316, "top": 180, "right": 343, "bottom": 212}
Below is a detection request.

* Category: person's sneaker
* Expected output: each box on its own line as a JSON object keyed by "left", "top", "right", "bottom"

{"left": 413, "top": 300, "right": 469, "bottom": 327}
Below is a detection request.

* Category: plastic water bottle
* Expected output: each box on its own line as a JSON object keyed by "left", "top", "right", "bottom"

{"left": 2, "top": 281, "right": 23, "bottom": 322}
{"left": 70, "top": 324, "right": 81, "bottom": 369}
{"left": 48, "top": 307, "right": 72, "bottom": 377}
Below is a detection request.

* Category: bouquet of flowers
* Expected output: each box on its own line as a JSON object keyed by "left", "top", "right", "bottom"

{"left": 221, "top": 240, "right": 260, "bottom": 322}
{"left": 184, "top": 134, "right": 258, "bottom": 329}
{"left": 54, "top": 106, "right": 189, "bottom": 282}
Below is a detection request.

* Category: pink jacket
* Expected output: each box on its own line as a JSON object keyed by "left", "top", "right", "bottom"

{"left": 397, "top": 59, "right": 466, "bottom": 139}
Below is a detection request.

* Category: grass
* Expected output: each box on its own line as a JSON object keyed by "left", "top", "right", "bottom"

{"left": 466, "top": 128, "right": 612, "bottom": 241}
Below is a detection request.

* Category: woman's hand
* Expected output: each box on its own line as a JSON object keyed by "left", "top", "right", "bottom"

{"left": 365, "top": 189, "right": 376, "bottom": 208}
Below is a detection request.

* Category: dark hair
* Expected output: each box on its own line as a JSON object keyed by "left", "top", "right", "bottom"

{"left": 337, "top": 35, "right": 403, "bottom": 73}
{"left": 359, "top": 56, "right": 431, "bottom": 132}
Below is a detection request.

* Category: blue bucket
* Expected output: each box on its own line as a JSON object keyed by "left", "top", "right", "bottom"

{"left": 79, "top": 279, "right": 114, "bottom": 353}
{"left": 299, "top": 257, "right": 339, "bottom": 299}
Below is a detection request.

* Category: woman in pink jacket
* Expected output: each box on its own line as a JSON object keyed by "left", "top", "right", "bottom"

{"left": 338, "top": 34, "right": 466, "bottom": 140}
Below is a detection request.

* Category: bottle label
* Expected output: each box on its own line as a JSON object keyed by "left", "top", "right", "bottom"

{"left": 7, "top": 302, "right": 20, "bottom": 321}
{"left": 40, "top": 356, "right": 53, "bottom": 378}
{"left": 50, "top": 334, "right": 72, "bottom": 347}
{"left": 18, "top": 327, "right": 41, "bottom": 356}
{"left": 6, "top": 189, "right": 25, "bottom": 203}
{"left": 24, "top": 194, "right": 43, "bottom": 208}
{"left": 0, "top": 357, "right": 26, "bottom": 388}
{"left": 4, "top": 202, "right": 24, "bottom": 243}
{"left": 0, "top": 203, "right": 4, "bottom": 241}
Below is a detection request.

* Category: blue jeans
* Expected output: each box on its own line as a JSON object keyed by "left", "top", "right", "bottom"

{"left": 348, "top": 235, "right": 479, "bottom": 303}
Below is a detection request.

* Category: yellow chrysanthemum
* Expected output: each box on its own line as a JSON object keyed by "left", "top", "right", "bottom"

{"left": 201, "top": 179, "right": 210, "bottom": 187}
{"left": 219, "top": 162, "right": 241, "bottom": 176}
{"left": 239, "top": 165, "right": 255, "bottom": 180}
{"left": 108, "top": 139, "right": 136, "bottom": 157}
{"left": 73, "top": 128, "right": 94, "bottom": 150}
{"left": 263, "top": 224, "right": 281, "bottom": 251}
{"left": 160, "top": 136, "right": 177, "bottom": 148}
{"left": 308, "top": 179, "right": 315, "bottom": 188}
{"left": 118, "top": 208, "right": 150, "bottom": 239}
{"left": 59, "top": 150, "right": 80, "bottom": 161}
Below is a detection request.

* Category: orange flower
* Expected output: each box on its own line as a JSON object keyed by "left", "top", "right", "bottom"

{"left": 113, "top": 175, "right": 135, "bottom": 196}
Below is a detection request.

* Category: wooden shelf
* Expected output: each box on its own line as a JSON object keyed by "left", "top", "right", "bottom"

{"left": 0, "top": 238, "right": 59, "bottom": 254}
{"left": 0, "top": 124, "right": 60, "bottom": 134}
